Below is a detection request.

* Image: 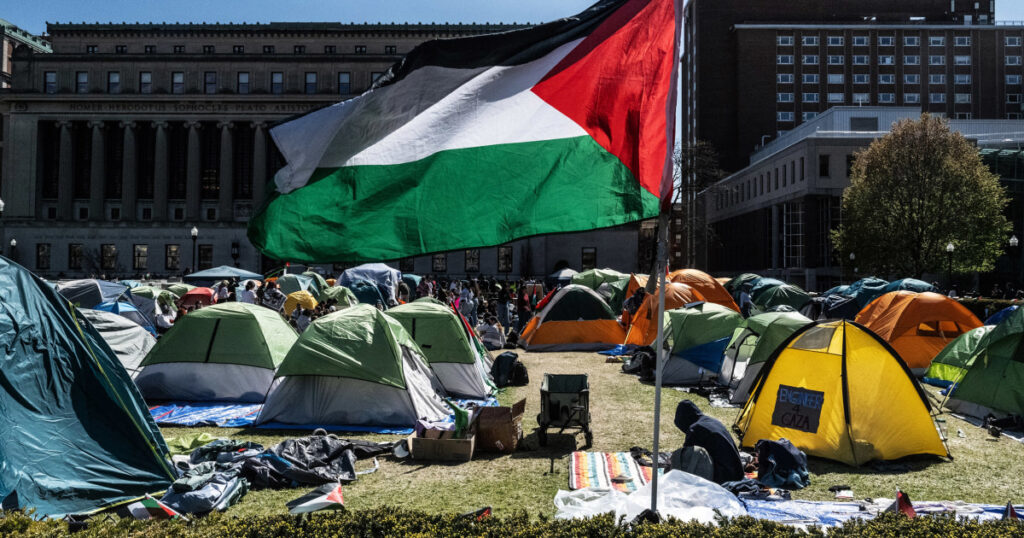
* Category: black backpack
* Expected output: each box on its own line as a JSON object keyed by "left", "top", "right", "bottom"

{"left": 491, "top": 352, "right": 519, "bottom": 387}
{"left": 509, "top": 360, "right": 529, "bottom": 386}
{"left": 755, "top": 438, "right": 810, "bottom": 490}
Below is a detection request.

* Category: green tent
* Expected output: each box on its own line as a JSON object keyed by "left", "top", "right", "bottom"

{"left": 572, "top": 268, "right": 630, "bottom": 311}
{"left": 302, "top": 271, "right": 330, "bottom": 297}
{"left": 724, "top": 273, "right": 761, "bottom": 293}
{"left": 720, "top": 311, "right": 814, "bottom": 404}
{"left": 924, "top": 325, "right": 995, "bottom": 388}
{"left": 661, "top": 303, "right": 743, "bottom": 385}
{"left": 387, "top": 302, "right": 494, "bottom": 398}
{"left": 135, "top": 302, "right": 297, "bottom": 402}
{"left": 752, "top": 284, "right": 812, "bottom": 313}
{"left": 0, "top": 257, "right": 173, "bottom": 516}
{"left": 415, "top": 296, "right": 447, "bottom": 306}
{"left": 278, "top": 273, "right": 319, "bottom": 299}
{"left": 542, "top": 284, "right": 616, "bottom": 321}
{"left": 132, "top": 285, "right": 178, "bottom": 309}
{"left": 321, "top": 285, "right": 359, "bottom": 307}
{"left": 257, "top": 304, "right": 449, "bottom": 427}
{"left": 166, "top": 282, "right": 195, "bottom": 298}
{"left": 946, "top": 307, "right": 1024, "bottom": 418}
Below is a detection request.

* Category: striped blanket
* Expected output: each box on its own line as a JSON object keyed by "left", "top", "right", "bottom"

{"left": 569, "top": 452, "right": 655, "bottom": 493}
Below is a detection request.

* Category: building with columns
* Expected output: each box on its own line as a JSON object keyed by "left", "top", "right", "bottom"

{"left": 0, "top": 21, "right": 645, "bottom": 279}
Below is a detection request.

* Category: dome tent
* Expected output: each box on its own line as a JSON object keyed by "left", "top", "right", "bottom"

{"left": 519, "top": 285, "right": 626, "bottom": 351}
{"left": 668, "top": 269, "right": 739, "bottom": 312}
{"left": 95, "top": 299, "right": 157, "bottom": 335}
{"left": 387, "top": 302, "right": 494, "bottom": 398}
{"left": 943, "top": 307, "right": 1024, "bottom": 420}
{"left": 135, "top": 302, "right": 297, "bottom": 403}
{"left": 278, "top": 273, "right": 318, "bottom": 298}
{"left": 284, "top": 290, "right": 318, "bottom": 316}
{"left": 922, "top": 325, "right": 996, "bottom": 388}
{"left": 320, "top": 285, "right": 359, "bottom": 307}
{"left": 624, "top": 282, "right": 705, "bottom": 346}
{"left": 257, "top": 304, "right": 449, "bottom": 427}
{"left": 752, "top": 284, "right": 811, "bottom": 314}
{"left": 660, "top": 302, "right": 743, "bottom": 385}
{"left": 719, "top": 311, "right": 814, "bottom": 404}
{"left": 57, "top": 279, "right": 130, "bottom": 309}
{"left": 337, "top": 263, "right": 402, "bottom": 304}
{"left": 79, "top": 308, "right": 157, "bottom": 378}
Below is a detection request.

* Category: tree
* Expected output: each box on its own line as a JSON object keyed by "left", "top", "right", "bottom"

{"left": 833, "top": 114, "right": 1010, "bottom": 278}
{"left": 673, "top": 141, "right": 726, "bottom": 267}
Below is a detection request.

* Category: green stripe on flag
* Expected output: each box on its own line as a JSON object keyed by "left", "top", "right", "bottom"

{"left": 248, "top": 136, "right": 659, "bottom": 263}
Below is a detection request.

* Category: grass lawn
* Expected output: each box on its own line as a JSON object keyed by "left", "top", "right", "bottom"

{"left": 160, "top": 351, "right": 1024, "bottom": 518}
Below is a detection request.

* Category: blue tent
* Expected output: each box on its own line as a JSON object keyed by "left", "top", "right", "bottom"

{"left": 881, "top": 278, "right": 936, "bottom": 295}
{"left": 749, "top": 277, "right": 785, "bottom": 303}
{"left": 57, "top": 279, "right": 130, "bottom": 309}
{"left": 95, "top": 300, "right": 157, "bottom": 336}
{"left": 845, "top": 277, "right": 890, "bottom": 307}
{"left": 985, "top": 305, "right": 1019, "bottom": 326}
{"left": 0, "top": 257, "right": 173, "bottom": 516}
{"left": 183, "top": 265, "right": 263, "bottom": 286}
{"left": 277, "top": 273, "right": 317, "bottom": 298}
{"left": 823, "top": 285, "right": 849, "bottom": 297}
{"left": 349, "top": 279, "right": 388, "bottom": 309}
{"left": 338, "top": 263, "right": 402, "bottom": 304}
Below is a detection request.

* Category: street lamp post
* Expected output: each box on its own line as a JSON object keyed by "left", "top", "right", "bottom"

{"left": 190, "top": 226, "right": 198, "bottom": 273}
{"left": 946, "top": 242, "right": 955, "bottom": 291}
{"left": 1011, "top": 235, "right": 1020, "bottom": 286}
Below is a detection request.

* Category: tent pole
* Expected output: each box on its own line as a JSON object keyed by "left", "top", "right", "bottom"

{"left": 650, "top": 210, "right": 670, "bottom": 514}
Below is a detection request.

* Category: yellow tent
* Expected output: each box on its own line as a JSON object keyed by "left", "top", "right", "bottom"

{"left": 735, "top": 320, "right": 948, "bottom": 466}
{"left": 284, "top": 290, "right": 318, "bottom": 316}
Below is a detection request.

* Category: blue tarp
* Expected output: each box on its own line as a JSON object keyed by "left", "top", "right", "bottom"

{"left": 95, "top": 300, "right": 157, "bottom": 335}
{"left": 338, "top": 263, "right": 402, "bottom": 304}
{"left": 845, "top": 277, "right": 890, "bottom": 307}
{"left": 184, "top": 265, "right": 263, "bottom": 286}
{"left": 881, "top": 278, "right": 936, "bottom": 295}
{"left": 57, "top": 279, "right": 130, "bottom": 309}
{"left": 985, "top": 305, "right": 1019, "bottom": 326}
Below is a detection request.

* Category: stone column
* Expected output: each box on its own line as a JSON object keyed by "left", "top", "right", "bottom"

{"left": 186, "top": 121, "right": 201, "bottom": 220}
{"left": 152, "top": 121, "right": 169, "bottom": 221}
{"left": 218, "top": 121, "right": 234, "bottom": 221}
{"left": 88, "top": 120, "right": 106, "bottom": 221}
{"left": 120, "top": 121, "right": 137, "bottom": 221}
{"left": 57, "top": 121, "right": 74, "bottom": 220}
{"left": 252, "top": 121, "right": 267, "bottom": 207}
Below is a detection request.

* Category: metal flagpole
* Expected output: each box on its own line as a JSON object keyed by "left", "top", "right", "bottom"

{"left": 650, "top": 211, "right": 670, "bottom": 514}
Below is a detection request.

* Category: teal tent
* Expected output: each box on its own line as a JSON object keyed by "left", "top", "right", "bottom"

{"left": 845, "top": 277, "right": 890, "bottom": 307}
{"left": 0, "top": 257, "right": 173, "bottom": 516}
{"left": 183, "top": 265, "right": 263, "bottom": 286}
{"left": 882, "top": 278, "right": 937, "bottom": 295}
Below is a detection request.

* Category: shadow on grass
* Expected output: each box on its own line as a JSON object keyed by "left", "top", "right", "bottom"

{"left": 806, "top": 453, "right": 950, "bottom": 477}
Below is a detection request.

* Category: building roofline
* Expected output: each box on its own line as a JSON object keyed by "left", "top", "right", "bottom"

{"left": 45, "top": 21, "right": 530, "bottom": 34}
{"left": 1, "top": 18, "right": 52, "bottom": 53}
{"left": 735, "top": 22, "right": 1016, "bottom": 30}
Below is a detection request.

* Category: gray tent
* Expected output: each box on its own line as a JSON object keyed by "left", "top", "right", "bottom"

{"left": 79, "top": 308, "right": 157, "bottom": 378}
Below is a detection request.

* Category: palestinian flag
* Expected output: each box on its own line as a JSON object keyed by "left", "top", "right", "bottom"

{"left": 287, "top": 484, "right": 345, "bottom": 514}
{"left": 248, "top": 0, "right": 681, "bottom": 263}
{"left": 1004, "top": 501, "right": 1020, "bottom": 521}
{"left": 127, "top": 494, "right": 186, "bottom": 520}
{"left": 885, "top": 489, "right": 916, "bottom": 518}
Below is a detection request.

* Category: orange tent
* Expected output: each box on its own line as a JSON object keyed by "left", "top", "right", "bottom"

{"left": 625, "top": 282, "right": 705, "bottom": 346}
{"left": 855, "top": 291, "right": 982, "bottom": 373}
{"left": 624, "top": 274, "right": 649, "bottom": 301}
{"left": 519, "top": 285, "right": 626, "bottom": 352}
{"left": 668, "top": 269, "right": 740, "bottom": 312}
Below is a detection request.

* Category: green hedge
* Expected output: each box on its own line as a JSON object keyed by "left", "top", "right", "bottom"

{"left": 956, "top": 297, "right": 1019, "bottom": 321}
{"left": 1, "top": 509, "right": 1022, "bottom": 537}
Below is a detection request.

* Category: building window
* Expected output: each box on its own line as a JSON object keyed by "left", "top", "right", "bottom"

{"left": 1008, "top": 94, "right": 1022, "bottom": 104}
{"left": 904, "top": 36, "right": 920, "bottom": 47}
{"left": 204, "top": 71, "right": 217, "bottom": 94}
{"left": 904, "top": 74, "right": 921, "bottom": 84}
{"left": 385, "top": 45, "right": 397, "bottom": 54}
{"left": 904, "top": 93, "right": 921, "bottom": 104}
{"left": 954, "top": 93, "right": 972, "bottom": 104}
{"left": 929, "top": 74, "right": 946, "bottom": 85}
{"left": 271, "top": 72, "right": 283, "bottom": 94}
{"left": 432, "top": 253, "right": 447, "bottom": 272}
{"left": 581, "top": 247, "right": 597, "bottom": 270}
{"left": 904, "top": 55, "right": 920, "bottom": 65}
{"left": 802, "top": 111, "right": 818, "bottom": 121}
{"left": 777, "top": 35, "right": 794, "bottom": 46}
{"left": 777, "top": 55, "right": 793, "bottom": 65}
{"left": 800, "top": 157, "right": 805, "bottom": 180}
{"left": 800, "top": 73, "right": 817, "bottom": 84}
{"left": 879, "top": 55, "right": 896, "bottom": 65}
{"left": 78, "top": 207, "right": 88, "bottom": 220}
{"left": 1007, "top": 75, "right": 1022, "bottom": 85}
{"left": 802, "top": 54, "right": 818, "bottom": 65}
{"left": 86, "top": 45, "right": 98, "bottom": 53}
{"left": 36, "top": 243, "right": 50, "bottom": 271}
{"left": 954, "top": 55, "right": 971, "bottom": 65}
{"left": 879, "top": 74, "right": 895, "bottom": 84}
{"left": 165, "top": 244, "right": 180, "bottom": 270}
{"left": 110, "top": 207, "right": 121, "bottom": 221}
{"left": 1007, "top": 37, "right": 1022, "bottom": 47}
{"left": 141, "top": 207, "right": 152, "bottom": 221}
{"left": 777, "top": 111, "right": 795, "bottom": 121}
{"left": 853, "top": 35, "right": 868, "bottom": 47}
{"left": 929, "top": 36, "right": 946, "bottom": 47}
{"left": 930, "top": 92, "right": 947, "bottom": 103}
{"left": 338, "top": 72, "right": 351, "bottom": 93}
{"left": 819, "top": 154, "right": 830, "bottom": 177}
{"left": 294, "top": 45, "right": 306, "bottom": 54}
{"left": 44, "top": 71, "right": 57, "bottom": 93}
{"left": 76, "top": 71, "right": 88, "bottom": 93}
{"left": 144, "top": 45, "right": 155, "bottom": 53}
{"left": 304, "top": 72, "right": 317, "bottom": 94}
{"left": 955, "top": 36, "right": 971, "bottom": 47}
{"left": 929, "top": 55, "right": 946, "bottom": 65}
{"left": 802, "top": 92, "right": 819, "bottom": 103}
{"left": 233, "top": 45, "right": 244, "bottom": 54}
{"left": 173, "top": 45, "right": 185, "bottom": 53}
{"left": 853, "top": 55, "right": 869, "bottom": 65}
{"left": 205, "top": 208, "right": 217, "bottom": 221}
{"left": 954, "top": 74, "right": 971, "bottom": 85}
{"left": 777, "top": 92, "right": 794, "bottom": 103}
{"left": 101, "top": 244, "right": 117, "bottom": 270}
{"left": 139, "top": 71, "right": 152, "bottom": 93}
{"left": 801, "top": 36, "right": 818, "bottom": 46}
{"left": 826, "top": 73, "right": 843, "bottom": 84}
{"left": 172, "top": 207, "right": 184, "bottom": 220}
{"left": 107, "top": 72, "right": 120, "bottom": 94}
{"left": 827, "top": 92, "right": 844, "bottom": 103}
{"left": 237, "top": 72, "right": 250, "bottom": 94}
{"left": 878, "top": 93, "right": 896, "bottom": 103}
{"left": 1008, "top": 56, "right": 1023, "bottom": 66}
{"left": 464, "top": 249, "right": 480, "bottom": 272}
{"left": 202, "top": 45, "right": 215, "bottom": 54}
{"left": 853, "top": 92, "right": 870, "bottom": 104}
{"left": 778, "top": 73, "right": 794, "bottom": 83}
{"left": 827, "top": 36, "right": 843, "bottom": 46}
{"left": 853, "top": 74, "right": 870, "bottom": 84}
{"left": 878, "top": 36, "right": 894, "bottom": 47}
{"left": 133, "top": 244, "right": 148, "bottom": 271}
{"left": 827, "top": 55, "right": 844, "bottom": 65}
{"left": 263, "top": 45, "right": 275, "bottom": 53}
{"left": 398, "top": 257, "right": 415, "bottom": 273}
{"left": 171, "top": 71, "right": 185, "bottom": 94}
{"left": 198, "top": 245, "right": 213, "bottom": 270}
{"left": 355, "top": 45, "right": 367, "bottom": 54}
{"left": 324, "top": 45, "right": 336, "bottom": 54}
{"left": 68, "top": 244, "right": 83, "bottom": 270}
{"left": 497, "top": 246, "right": 513, "bottom": 273}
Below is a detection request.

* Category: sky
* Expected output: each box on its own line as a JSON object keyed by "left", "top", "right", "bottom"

{"left": 7, "top": 1, "right": 1024, "bottom": 35}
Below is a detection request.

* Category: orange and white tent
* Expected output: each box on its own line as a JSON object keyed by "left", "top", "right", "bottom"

{"left": 855, "top": 291, "right": 982, "bottom": 374}
{"left": 519, "top": 285, "right": 626, "bottom": 352}
{"left": 669, "top": 269, "right": 740, "bottom": 312}
{"left": 624, "top": 282, "right": 705, "bottom": 346}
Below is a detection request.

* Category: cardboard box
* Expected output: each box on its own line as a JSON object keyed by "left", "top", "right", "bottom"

{"left": 408, "top": 433, "right": 476, "bottom": 462}
{"left": 475, "top": 399, "right": 526, "bottom": 453}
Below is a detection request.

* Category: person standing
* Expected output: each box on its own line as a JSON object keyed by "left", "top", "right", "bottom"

{"left": 238, "top": 281, "right": 258, "bottom": 304}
